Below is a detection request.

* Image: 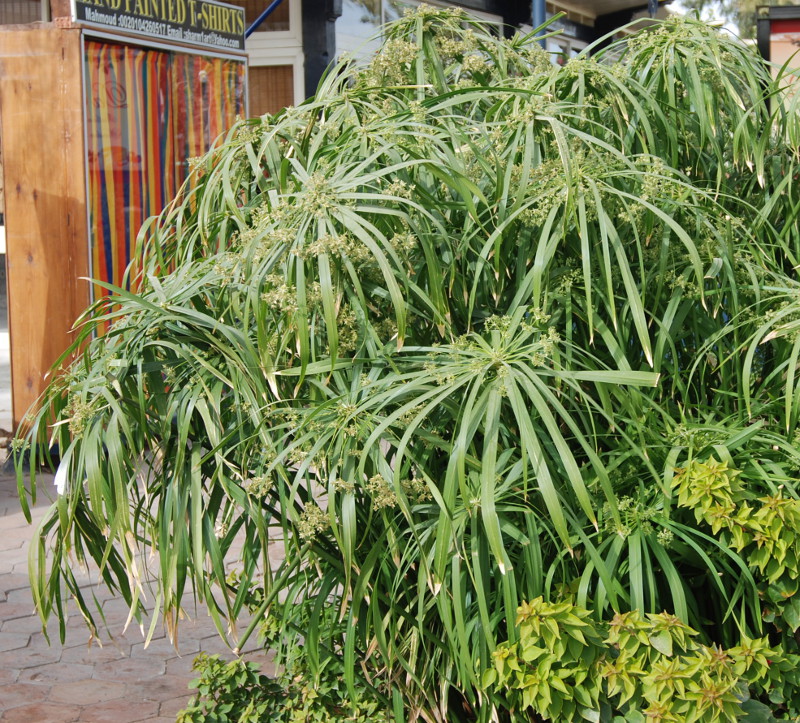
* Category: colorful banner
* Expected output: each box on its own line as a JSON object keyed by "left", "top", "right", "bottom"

{"left": 85, "top": 40, "right": 245, "bottom": 295}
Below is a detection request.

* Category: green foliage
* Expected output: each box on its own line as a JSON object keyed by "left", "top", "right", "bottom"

{"left": 673, "top": 458, "right": 744, "bottom": 531}
{"left": 177, "top": 653, "right": 389, "bottom": 723}
{"left": 15, "top": 6, "right": 800, "bottom": 721}
{"left": 673, "top": 457, "right": 800, "bottom": 633}
{"left": 177, "top": 654, "right": 279, "bottom": 723}
{"left": 486, "top": 599, "right": 797, "bottom": 722}
{"left": 483, "top": 598, "right": 605, "bottom": 718}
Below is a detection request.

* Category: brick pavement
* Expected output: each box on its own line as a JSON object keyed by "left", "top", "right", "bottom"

{"left": 0, "top": 470, "right": 272, "bottom": 722}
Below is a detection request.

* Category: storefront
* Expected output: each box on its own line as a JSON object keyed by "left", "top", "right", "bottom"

{"left": 0, "top": 0, "right": 247, "bottom": 426}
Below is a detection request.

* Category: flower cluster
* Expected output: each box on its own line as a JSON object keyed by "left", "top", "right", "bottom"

{"left": 297, "top": 504, "right": 328, "bottom": 540}
{"left": 366, "top": 474, "right": 398, "bottom": 511}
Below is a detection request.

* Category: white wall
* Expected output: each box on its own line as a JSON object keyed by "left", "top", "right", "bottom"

{"left": 245, "top": 0, "right": 305, "bottom": 105}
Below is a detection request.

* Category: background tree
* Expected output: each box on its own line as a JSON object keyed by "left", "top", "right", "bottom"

{"left": 679, "top": 0, "right": 796, "bottom": 38}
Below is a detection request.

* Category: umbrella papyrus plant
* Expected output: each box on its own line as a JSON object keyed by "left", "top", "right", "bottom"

{"left": 17, "top": 8, "right": 800, "bottom": 721}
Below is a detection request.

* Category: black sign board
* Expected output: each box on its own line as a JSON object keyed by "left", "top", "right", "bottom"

{"left": 73, "top": 0, "right": 246, "bottom": 52}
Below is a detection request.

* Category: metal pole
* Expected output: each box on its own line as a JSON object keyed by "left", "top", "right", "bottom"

{"left": 246, "top": 0, "right": 286, "bottom": 38}
{"left": 532, "top": 0, "right": 546, "bottom": 46}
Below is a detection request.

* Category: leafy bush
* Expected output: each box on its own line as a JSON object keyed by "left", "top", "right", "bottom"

{"left": 16, "top": 6, "right": 800, "bottom": 721}
{"left": 177, "top": 654, "right": 278, "bottom": 723}
{"left": 484, "top": 599, "right": 800, "bottom": 721}
{"left": 177, "top": 652, "right": 389, "bottom": 723}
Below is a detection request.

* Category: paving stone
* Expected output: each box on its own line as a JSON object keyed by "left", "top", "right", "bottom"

{"left": 78, "top": 698, "right": 160, "bottom": 723}
{"left": 59, "top": 642, "right": 131, "bottom": 665}
{"left": 57, "top": 632, "right": 109, "bottom": 650}
{"left": 9, "top": 562, "right": 32, "bottom": 576}
{"left": 48, "top": 678, "right": 128, "bottom": 706}
{"left": 94, "top": 624, "right": 144, "bottom": 643}
{"left": 61, "top": 611, "right": 114, "bottom": 634}
{"left": 0, "top": 575, "right": 33, "bottom": 596}
{"left": 130, "top": 635, "right": 199, "bottom": 658}
{"left": 158, "top": 694, "right": 191, "bottom": 718}
{"left": 106, "top": 623, "right": 158, "bottom": 642}
{"left": 1, "top": 513, "right": 37, "bottom": 531}
{"left": 27, "top": 631, "right": 75, "bottom": 652}
{"left": 71, "top": 590, "right": 119, "bottom": 610}
{"left": 0, "top": 701, "right": 80, "bottom": 722}
{"left": 0, "top": 523, "right": 31, "bottom": 540}
{"left": 0, "top": 682, "right": 50, "bottom": 711}
{"left": 139, "top": 673, "right": 194, "bottom": 703}
{"left": 245, "top": 652, "right": 276, "bottom": 677}
{"left": 0, "top": 634, "right": 29, "bottom": 652}
{"left": 92, "top": 609, "right": 145, "bottom": 631}
{"left": 0, "top": 613, "right": 46, "bottom": 634}
{"left": 1, "top": 466, "right": 278, "bottom": 722}
{"left": 3, "top": 588, "right": 35, "bottom": 605}
{"left": 0, "top": 668, "right": 19, "bottom": 685}
{"left": 93, "top": 656, "right": 166, "bottom": 682}
{"left": 165, "top": 654, "right": 197, "bottom": 677}
{"left": 0, "top": 644, "right": 63, "bottom": 669}
{"left": 64, "top": 613, "right": 101, "bottom": 631}
{"left": 0, "top": 602, "right": 35, "bottom": 621}
{"left": 0, "top": 538, "right": 24, "bottom": 552}
{"left": 198, "top": 633, "right": 237, "bottom": 655}
{"left": 18, "top": 662, "right": 94, "bottom": 685}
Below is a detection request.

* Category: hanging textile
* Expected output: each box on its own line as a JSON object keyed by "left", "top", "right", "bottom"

{"left": 85, "top": 40, "right": 175, "bottom": 294}
{"left": 85, "top": 41, "right": 246, "bottom": 295}
{"left": 171, "top": 53, "right": 246, "bottom": 186}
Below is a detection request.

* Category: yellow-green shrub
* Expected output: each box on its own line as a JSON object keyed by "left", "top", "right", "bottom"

{"left": 485, "top": 599, "right": 793, "bottom": 722}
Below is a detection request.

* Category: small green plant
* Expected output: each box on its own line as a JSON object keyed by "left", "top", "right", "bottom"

{"left": 178, "top": 653, "right": 390, "bottom": 723}
{"left": 674, "top": 457, "right": 800, "bottom": 635}
{"left": 482, "top": 598, "right": 605, "bottom": 718}
{"left": 485, "top": 599, "right": 799, "bottom": 722}
{"left": 177, "top": 654, "right": 279, "bottom": 723}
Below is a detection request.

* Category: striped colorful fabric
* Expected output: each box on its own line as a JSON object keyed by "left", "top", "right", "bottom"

{"left": 172, "top": 53, "right": 247, "bottom": 183}
{"left": 85, "top": 41, "right": 174, "bottom": 294}
{"left": 84, "top": 40, "right": 245, "bottom": 296}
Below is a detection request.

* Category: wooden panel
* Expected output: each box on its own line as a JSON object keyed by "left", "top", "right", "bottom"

{"left": 0, "top": 27, "right": 90, "bottom": 428}
{"left": 227, "top": 0, "right": 290, "bottom": 30}
{"left": 249, "top": 64, "right": 294, "bottom": 116}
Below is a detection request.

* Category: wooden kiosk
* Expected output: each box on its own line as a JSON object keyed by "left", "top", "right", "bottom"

{"left": 0, "top": 0, "right": 247, "bottom": 428}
